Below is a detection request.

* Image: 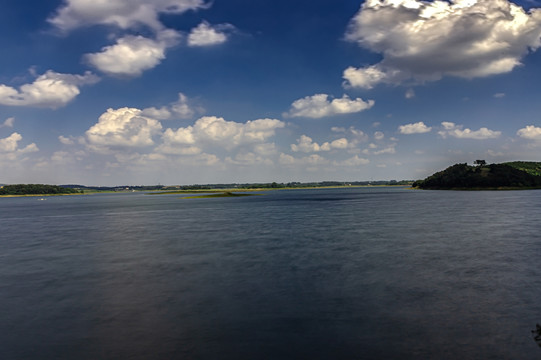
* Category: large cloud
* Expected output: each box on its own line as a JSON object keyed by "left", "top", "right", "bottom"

{"left": 285, "top": 94, "right": 374, "bottom": 118}
{"left": 49, "top": 0, "right": 208, "bottom": 32}
{"left": 0, "top": 71, "right": 99, "bottom": 108}
{"left": 160, "top": 116, "right": 285, "bottom": 153}
{"left": 344, "top": 0, "right": 541, "bottom": 88}
{"left": 438, "top": 122, "right": 501, "bottom": 139}
{"left": 517, "top": 125, "right": 541, "bottom": 140}
{"left": 86, "top": 107, "right": 163, "bottom": 151}
{"left": 85, "top": 30, "right": 181, "bottom": 77}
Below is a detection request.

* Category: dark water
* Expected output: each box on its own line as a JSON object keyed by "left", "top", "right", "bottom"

{"left": 1, "top": 187, "right": 541, "bottom": 359}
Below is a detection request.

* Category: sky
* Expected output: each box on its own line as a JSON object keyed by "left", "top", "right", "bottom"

{"left": 2, "top": 0, "right": 541, "bottom": 186}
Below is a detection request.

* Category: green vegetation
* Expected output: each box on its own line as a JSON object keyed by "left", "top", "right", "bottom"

{"left": 413, "top": 162, "right": 541, "bottom": 190}
{"left": 505, "top": 161, "right": 541, "bottom": 177}
{"left": 0, "top": 184, "right": 83, "bottom": 196}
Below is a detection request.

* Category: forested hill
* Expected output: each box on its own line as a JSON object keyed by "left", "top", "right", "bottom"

{"left": 0, "top": 184, "right": 82, "bottom": 195}
{"left": 413, "top": 162, "right": 541, "bottom": 190}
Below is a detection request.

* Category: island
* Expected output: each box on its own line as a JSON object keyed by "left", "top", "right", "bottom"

{"left": 412, "top": 161, "right": 541, "bottom": 190}
{"left": 0, "top": 184, "right": 83, "bottom": 196}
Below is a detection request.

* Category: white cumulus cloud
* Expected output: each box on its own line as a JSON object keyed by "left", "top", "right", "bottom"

{"left": 86, "top": 107, "right": 163, "bottom": 152}
{"left": 49, "top": 0, "right": 209, "bottom": 32}
{"left": 438, "top": 122, "right": 501, "bottom": 139}
{"left": 160, "top": 116, "right": 285, "bottom": 153}
{"left": 344, "top": 0, "right": 541, "bottom": 88}
{"left": 517, "top": 125, "right": 541, "bottom": 140}
{"left": 85, "top": 30, "right": 181, "bottom": 77}
{"left": 58, "top": 135, "right": 75, "bottom": 145}
{"left": 0, "top": 133, "right": 22, "bottom": 152}
{"left": 0, "top": 132, "right": 39, "bottom": 155}
{"left": 0, "top": 70, "right": 99, "bottom": 108}
{"left": 188, "top": 21, "right": 234, "bottom": 47}
{"left": 291, "top": 135, "right": 349, "bottom": 153}
{"left": 285, "top": 94, "right": 374, "bottom": 118}
{"left": 291, "top": 135, "right": 327, "bottom": 153}
{"left": 398, "top": 121, "right": 432, "bottom": 134}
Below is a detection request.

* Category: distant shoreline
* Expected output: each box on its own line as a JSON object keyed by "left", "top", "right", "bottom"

{"left": 148, "top": 184, "right": 411, "bottom": 195}
{"left": 0, "top": 184, "right": 412, "bottom": 198}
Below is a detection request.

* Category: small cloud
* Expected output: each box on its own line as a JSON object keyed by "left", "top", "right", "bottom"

{"left": 291, "top": 135, "right": 328, "bottom": 153}
{"left": 331, "top": 126, "right": 346, "bottom": 133}
{"left": 349, "top": 127, "right": 366, "bottom": 138}
{"left": 58, "top": 135, "right": 75, "bottom": 145}
{"left": 373, "top": 145, "right": 396, "bottom": 155}
{"left": 374, "top": 131, "right": 384, "bottom": 140}
{"left": 333, "top": 155, "right": 369, "bottom": 166}
{"left": 142, "top": 92, "right": 202, "bottom": 120}
{"left": 225, "top": 152, "right": 272, "bottom": 166}
{"left": 438, "top": 122, "right": 501, "bottom": 140}
{"left": 487, "top": 149, "right": 505, "bottom": 157}
{"left": 188, "top": 21, "right": 234, "bottom": 47}
{"left": 493, "top": 93, "right": 506, "bottom": 98}
{"left": 405, "top": 88, "right": 415, "bottom": 99}
{"left": 285, "top": 93, "right": 374, "bottom": 118}
{"left": 330, "top": 138, "right": 348, "bottom": 149}
{"left": 0, "top": 117, "right": 14, "bottom": 128}
{"left": 398, "top": 121, "right": 432, "bottom": 134}
{"left": 290, "top": 135, "right": 348, "bottom": 153}
{"left": 279, "top": 153, "right": 296, "bottom": 165}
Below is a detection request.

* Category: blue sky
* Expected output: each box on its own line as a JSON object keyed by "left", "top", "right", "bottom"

{"left": 1, "top": 0, "right": 541, "bottom": 186}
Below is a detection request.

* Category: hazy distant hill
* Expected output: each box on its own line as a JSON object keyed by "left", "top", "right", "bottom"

{"left": 412, "top": 162, "right": 541, "bottom": 190}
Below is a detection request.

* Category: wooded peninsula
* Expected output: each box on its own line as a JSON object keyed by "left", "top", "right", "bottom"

{"left": 413, "top": 161, "right": 541, "bottom": 190}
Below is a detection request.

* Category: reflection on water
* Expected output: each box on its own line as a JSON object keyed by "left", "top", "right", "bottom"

{"left": 1, "top": 188, "right": 541, "bottom": 359}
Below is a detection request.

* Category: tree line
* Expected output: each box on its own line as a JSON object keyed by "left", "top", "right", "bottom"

{"left": 0, "top": 184, "right": 82, "bottom": 195}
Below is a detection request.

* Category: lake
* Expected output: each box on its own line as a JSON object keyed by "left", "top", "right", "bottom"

{"left": 1, "top": 187, "right": 541, "bottom": 359}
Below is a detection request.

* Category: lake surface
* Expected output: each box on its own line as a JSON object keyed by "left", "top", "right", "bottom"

{"left": 1, "top": 187, "right": 541, "bottom": 359}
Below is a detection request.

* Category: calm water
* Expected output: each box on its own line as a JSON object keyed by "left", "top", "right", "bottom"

{"left": 1, "top": 187, "right": 541, "bottom": 359}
